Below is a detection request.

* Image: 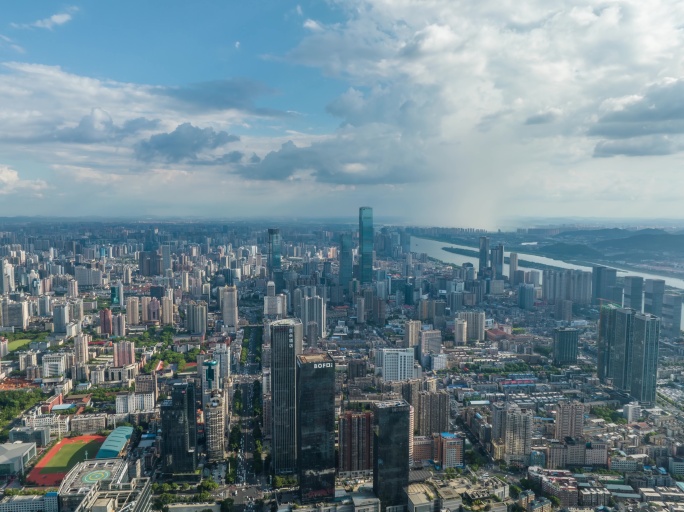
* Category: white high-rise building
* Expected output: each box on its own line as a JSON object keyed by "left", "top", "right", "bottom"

{"left": 404, "top": 320, "right": 421, "bottom": 348}
{"left": 126, "top": 297, "right": 139, "bottom": 325}
{"left": 161, "top": 296, "right": 174, "bottom": 325}
{"left": 42, "top": 353, "right": 67, "bottom": 377}
{"left": 377, "top": 348, "right": 415, "bottom": 382}
{"left": 457, "top": 310, "right": 485, "bottom": 341}
{"left": 504, "top": 404, "right": 533, "bottom": 464}
{"left": 222, "top": 285, "right": 238, "bottom": 330}
{"left": 74, "top": 333, "right": 90, "bottom": 365}
{"left": 301, "top": 295, "right": 326, "bottom": 341}
{"left": 67, "top": 279, "right": 79, "bottom": 298}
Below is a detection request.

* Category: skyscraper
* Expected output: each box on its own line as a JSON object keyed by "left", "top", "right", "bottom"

{"left": 113, "top": 340, "right": 135, "bottom": 367}
{"left": 552, "top": 328, "right": 579, "bottom": 366}
{"left": 99, "top": 308, "right": 113, "bottom": 335}
{"left": 504, "top": 404, "right": 533, "bottom": 464}
{"left": 623, "top": 276, "right": 644, "bottom": 312}
{"left": 270, "top": 319, "right": 303, "bottom": 475}
{"left": 417, "top": 391, "right": 450, "bottom": 436}
{"left": 301, "top": 295, "right": 326, "bottom": 342}
{"left": 509, "top": 252, "right": 519, "bottom": 284}
{"left": 359, "top": 207, "right": 374, "bottom": 285}
{"left": 644, "top": 279, "right": 665, "bottom": 317}
{"left": 490, "top": 243, "right": 504, "bottom": 278}
{"left": 222, "top": 285, "right": 239, "bottom": 330}
{"left": 339, "top": 233, "right": 353, "bottom": 293}
{"left": 297, "top": 353, "right": 336, "bottom": 503}
{"left": 598, "top": 305, "right": 634, "bottom": 390}
{"left": 205, "top": 390, "right": 226, "bottom": 462}
{"left": 592, "top": 266, "right": 617, "bottom": 305}
{"left": 74, "top": 333, "right": 90, "bottom": 365}
{"left": 126, "top": 296, "right": 139, "bottom": 325}
{"left": 478, "top": 236, "right": 490, "bottom": 274}
{"left": 630, "top": 313, "right": 660, "bottom": 406}
{"left": 404, "top": 319, "right": 421, "bottom": 348}
{"left": 160, "top": 381, "right": 197, "bottom": 474}
{"left": 268, "top": 228, "right": 282, "bottom": 277}
{"left": 373, "top": 400, "right": 410, "bottom": 512}
{"left": 662, "top": 294, "right": 682, "bottom": 338}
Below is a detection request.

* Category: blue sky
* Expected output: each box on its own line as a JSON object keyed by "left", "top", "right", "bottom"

{"left": 2, "top": 1, "right": 684, "bottom": 227}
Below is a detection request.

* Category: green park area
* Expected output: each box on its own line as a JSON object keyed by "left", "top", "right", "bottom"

{"left": 8, "top": 338, "right": 31, "bottom": 352}
{"left": 39, "top": 437, "right": 104, "bottom": 474}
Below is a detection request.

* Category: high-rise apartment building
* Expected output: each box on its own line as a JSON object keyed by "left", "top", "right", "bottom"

{"left": 404, "top": 320, "right": 421, "bottom": 348}
{"left": 126, "top": 297, "right": 139, "bottom": 325}
{"left": 552, "top": 328, "right": 579, "bottom": 366}
{"left": 417, "top": 391, "right": 450, "bottom": 436}
{"left": 271, "top": 319, "right": 303, "bottom": 475}
{"left": 338, "top": 411, "right": 373, "bottom": 477}
{"left": 301, "top": 295, "right": 326, "bottom": 342}
{"left": 205, "top": 390, "right": 226, "bottom": 462}
{"left": 478, "top": 236, "right": 490, "bottom": 275}
{"left": 592, "top": 266, "right": 617, "bottom": 305}
{"left": 509, "top": 252, "right": 519, "bottom": 283}
{"left": 554, "top": 401, "right": 584, "bottom": 440}
{"left": 53, "top": 303, "right": 69, "bottom": 334}
{"left": 373, "top": 400, "right": 410, "bottom": 512}
{"left": 161, "top": 296, "right": 174, "bottom": 326}
{"left": 457, "top": 310, "right": 485, "bottom": 341}
{"left": 113, "top": 340, "right": 135, "bottom": 367}
{"left": 359, "top": 207, "right": 374, "bottom": 285}
{"left": 74, "top": 333, "right": 90, "bottom": 365}
{"left": 99, "top": 308, "right": 113, "bottom": 335}
{"left": 490, "top": 244, "right": 504, "bottom": 278}
{"left": 377, "top": 348, "right": 415, "bottom": 382}
{"left": 504, "top": 404, "right": 533, "bottom": 464}
{"left": 160, "top": 381, "right": 197, "bottom": 474}
{"left": 297, "top": 353, "right": 336, "bottom": 503}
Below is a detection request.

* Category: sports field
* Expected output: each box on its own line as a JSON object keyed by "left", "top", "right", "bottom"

{"left": 27, "top": 435, "right": 105, "bottom": 486}
{"left": 7, "top": 338, "right": 31, "bottom": 352}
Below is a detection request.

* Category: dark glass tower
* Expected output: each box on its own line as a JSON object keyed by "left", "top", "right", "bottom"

{"left": 623, "top": 276, "right": 644, "bottom": 312}
{"left": 598, "top": 305, "right": 634, "bottom": 390}
{"left": 630, "top": 313, "right": 660, "bottom": 406}
{"left": 270, "top": 319, "right": 303, "bottom": 475}
{"left": 478, "top": 236, "right": 490, "bottom": 275}
{"left": 373, "top": 400, "right": 410, "bottom": 512}
{"left": 339, "top": 232, "right": 353, "bottom": 294}
{"left": 359, "top": 207, "right": 374, "bottom": 285}
{"left": 644, "top": 279, "right": 665, "bottom": 317}
{"left": 552, "top": 328, "right": 579, "bottom": 366}
{"left": 592, "top": 265, "right": 618, "bottom": 305}
{"left": 490, "top": 243, "right": 504, "bottom": 278}
{"left": 160, "top": 381, "right": 197, "bottom": 474}
{"left": 268, "top": 228, "right": 282, "bottom": 277}
{"left": 297, "top": 353, "right": 335, "bottom": 503}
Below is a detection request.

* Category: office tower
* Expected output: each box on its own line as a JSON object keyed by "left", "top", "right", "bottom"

{"left": 99, "top": 308, "right": 113, "bottom": 335}
{"left": 404, "top": 319, "right": 421, "bottom": 348}
{"left": 518, "top": 284, "right": 535, "bottom": 310}
{"left": 338, "top": 411, "right": 374, "bottom": 477}
{"left": 419, "top": 329, "right": 442, "bottom": 357}
{"left": 552, "top": 328, "right": 579, "bottom": 366}
{"left": 42, "top": 353, "right": 67, "bottom": 377}
{"left": 359, "top": 207, "right": 374, "bottom": 285}
{"left": 662, "top": 294, "right": 682, "bottom": 338}
{"left": 271, "top": 319, "right": 303, "bottom": 475}
{"left": 623, "top": 276, "right": 644, "bottom": 312}
{"left": 630, "top": 313, "right": 660, "bottom": 406}
{"left": 222, "top": 285, "right": 238, "bottom": 330}
{"left": 205, "top": 390, "right": 226, "bottom": 462}
{"left": 373, "top": 400, "right": 410, "bottom": 512}
{"left": 356, "top": 296, "right": 365, "bottom": 324}
{"left": 457, "top": 310, "right": 485, "bottom": 341}
{"left": 644, "top": 279, "right": 665, "bottom": 317}
{"left": 202, "top": 359, "right": 220, "bottom": 407}
{"left": 160, "top": 381, "right": 198, "bottom": 474}
{"left": 162, "top": 244, "right": 172, "bottom": 271}
{"left": 126, "top": 297, "right": 139, "bottom": 325}
{"left": 67, "top": 279, "right": 79, "bottom": 298}
{"left": 113, "top": 340, "right": 135, "bottom": 367}
{"left": 268, "top": 228, "right": 282, "bottom": 277}
{"left": 214, "top": 341, "right": 231, "bottom": 384}
{"left": 504, "top": 404, "right": 533, "bottom": 464}
{"left": 554, "top": 401, "right": 584, "bottom": 440}
{"left": 490, "top": 402, "right": 507, "bottom": 442}
{"left": 598, "top": 305, "right": 634, "bottom": 390}
{"left": 339, "top": 233, "right": 353, "bottom": 294}
{"left": 454, "top": 319, "right": 467, "bottom": 345}
{"left": 434, "top": 433, "right": 465, "bottom": 469}
{"left": 111, "top": 281, "right": 124, "bottom": 309}
{"left": 161, "top": 296, "right": 173, "bottom": 326}
{"left": 592, "top": 265, "right": 617, "bottom": 304}
{"left": 112, "top": 313, "right": 126, "bottom": 337}
{"left": 53, "top": 303, "right": 69, "bottom": 334}
{"left": 478, "top": 236, "right": 490, "bottom": 274}
{"left": 377, "top": 348, "right": 415, "bottom": 382}
{"left": 509, "top": 252, "right": 519, "bottom": 283}
{"left": 297, "top": 353, "right": 336, "bottom": 503}
{"left": 417, "top": 391, "right": 450, "bottom": 436}
{"left": 490, "top": 243, "right": 504, "bottom": 278}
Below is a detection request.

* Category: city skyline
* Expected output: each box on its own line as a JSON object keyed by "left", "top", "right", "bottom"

{"left": 2, "top": 3, "right": 684, "bottom": 226}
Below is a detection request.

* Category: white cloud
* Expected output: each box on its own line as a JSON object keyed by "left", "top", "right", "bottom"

{"left": 0, "top": 165, "right": 48, "bottom": 195}
{"left": 12, "top": 8, "right": 78, "bottom": 30}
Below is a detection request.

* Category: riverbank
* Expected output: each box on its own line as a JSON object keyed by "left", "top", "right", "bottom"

{"left": 440, "top": 246, "right": 568, "bottom": 273}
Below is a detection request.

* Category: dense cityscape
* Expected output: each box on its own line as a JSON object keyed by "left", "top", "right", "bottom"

{"left": 0, "top": 211, "right": 683, "bottom": 512}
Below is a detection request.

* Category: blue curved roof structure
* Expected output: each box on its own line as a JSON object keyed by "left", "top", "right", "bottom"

{"left": 96, "top": 426, "right": 133, "bottom": 459}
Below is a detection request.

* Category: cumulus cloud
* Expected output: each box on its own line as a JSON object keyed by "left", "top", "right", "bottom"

{"left": 0, "top": 165, "right": 48, "bottom": 195}
{"left": 135, "top": 123, "right": 240, "bottom": 163}
{"left": 53, "top": 108, "right": 159, "bottom": 143}
{"left": 12, "top": 7, "right": 77, "bottom": 30}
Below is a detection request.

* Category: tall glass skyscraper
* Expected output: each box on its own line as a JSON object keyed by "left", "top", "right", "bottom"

{"left": 630, "top": 313, "right": 660, "bottom": 406}
{"left": 592, "top": 265, "right": 618, "bottom": 305}
{"left": 270, "top": 319, "right": 303, "bottom": 475}
{"left": 297, "top": 353, "right": 336, "bottom": 503}
{"left": 552, "top": 328, "right": 579, "bottom": 366}
{"left": 478, "top": 236, "right": 490, "bottom": 275}
{"left": 339, "top": 232, "right": 353, "bottom": 293}
{"left": 373, "top": 400, "right": 410, "bottom": 512}
{"left": 268, "top": 228, "right": 282, "bottom": 277}
{"left": 359, "top": 207, "right": 373, "bottom": 285}
{"left": 160, "top": 381, "right": 197, "bottom": 474}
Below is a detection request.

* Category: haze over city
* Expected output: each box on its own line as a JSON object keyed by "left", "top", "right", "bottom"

{"left": 2, "top": 2, "right": 684, "bottom": 226}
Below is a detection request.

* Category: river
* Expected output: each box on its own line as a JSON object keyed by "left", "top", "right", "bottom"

{"left": 411, "top": 236, "right": 684, "bottom": 291}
